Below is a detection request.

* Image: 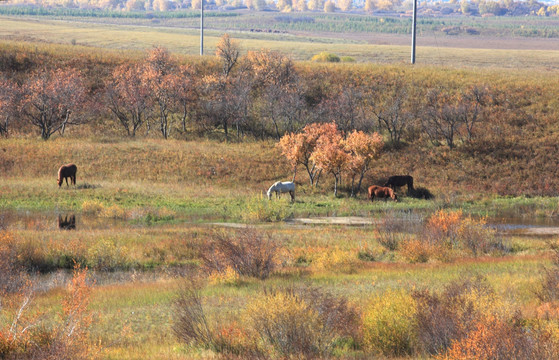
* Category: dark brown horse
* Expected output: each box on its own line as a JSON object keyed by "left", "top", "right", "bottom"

{"left": 57, "top": 164, "right": 77, "bottom": 187}
{"left": 368, "top": 185, "right": 398, "bottom": 202}
{"left": 58, "top": 214, "right": 76, "bottom": 230}
{"left": 384, "top": 175, "right": 414, "bottom": 193}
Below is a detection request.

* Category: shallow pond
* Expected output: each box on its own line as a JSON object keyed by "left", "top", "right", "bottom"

{"left": 2, "top": 209, "right": 559, "bottom": 237}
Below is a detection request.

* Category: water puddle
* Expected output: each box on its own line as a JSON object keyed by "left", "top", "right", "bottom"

{"left": 0, "top": 210, "right": 129, "bottom": 231}
{"left": 1, "top": 209, "right": 559, "bottom": 237}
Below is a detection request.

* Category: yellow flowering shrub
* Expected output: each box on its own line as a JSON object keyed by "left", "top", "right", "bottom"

{"left": 362, "top": 289, "right": 417, "bottom": 357}
{"left": 244, "top": 289, "right": 326, "bottom": 357}
{"left": 311, "top": 247, "right": 360, "bottom": 274}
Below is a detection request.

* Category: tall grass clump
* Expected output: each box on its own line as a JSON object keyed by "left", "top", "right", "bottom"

{"left": 81, "top": 200, "right": 104, "bottom": 215}
{"left": 87, "top": 238, "right": 131, "bottom": 271}
{"left": 201, "top": 228, "right": 280, "bottom": 280}
{"left": 311, "top": 247, "right": 360, "bottom": 274}
{"left": 241, "top": 196, "right": 292, "bottom": 223}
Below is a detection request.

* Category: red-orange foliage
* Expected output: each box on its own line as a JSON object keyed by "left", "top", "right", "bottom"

{"left": 277, "top": 122, "right": 335, "bottom": 186}
{"left": 440, "top": 315, "right": 546, "bottom": 360}
{"left": 278, "top": 123, "right": 384, "bottom": 195}
{"left": 344, "top": 130, "right": 383, "bottom": 196}
{"left": 0, "top": 263, "right": 94, "bottom": 359}
{"left": 60, "top": 264, "right": 94, "bottom": 358}
{"left": 310, "top": 123, "right": 349, "bottom": 196}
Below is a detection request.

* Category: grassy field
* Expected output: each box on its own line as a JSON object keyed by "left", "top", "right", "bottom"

{"left": 2, "top": 15, "right": 559, "bottom": 68}
{"left": 1, "top": 137, "right": 559, "bottom": 358}
{"left": 2, "top": 12, "right": 559, "bottom": 358}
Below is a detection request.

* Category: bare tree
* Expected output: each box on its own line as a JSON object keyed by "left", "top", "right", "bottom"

{"left": 370, "top": 79, "right": 415, "bottom": 145}
{"left": 20, "top": 68, "right": 87, "bottom": 140}
{"left": 0, "top": 77, "right": 17, "bottom": 137}
{"left": 421, "top": 88, "right": 461, "bottom": 149}
{"left": 172, "top": 65, "right": 199, "bottom": 134}
{"left": 144, "top": 46, "right": 176, "bottom": 139}
{"left": 459, "top": 85, "right": 489, "bottom": 142}
{"left": 248, "top": 49, "right": 299, "bottom": 139}
{"left": 320, "top": 83, "right": 366, "bottom": 135}
{"left": 106, "top": 63, "right": 152, "bottom": 137}
{"left": 215, "top": 33, "right": 240, "bottom": 77}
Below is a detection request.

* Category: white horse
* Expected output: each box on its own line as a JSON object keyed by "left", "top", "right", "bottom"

{"left": 267, "top": 181, "right": 295, "bottom": 202}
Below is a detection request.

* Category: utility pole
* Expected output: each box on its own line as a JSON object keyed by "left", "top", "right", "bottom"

{"left": 200, "top": 0, "right": 204, "bottom": 56}
{"left": 411, "top": 0, "right": 417, "bottom": 64}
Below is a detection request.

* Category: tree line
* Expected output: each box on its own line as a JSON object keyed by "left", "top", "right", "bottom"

{"left": 0, "top": 34, "right": 532, "bottom": 150}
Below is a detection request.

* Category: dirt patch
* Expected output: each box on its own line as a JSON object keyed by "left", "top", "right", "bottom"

{"left": 287, "top": 216, "right": 377, "bottom": 226}
{"left": 512, "top": 227, "right": 559, "bottom": 236}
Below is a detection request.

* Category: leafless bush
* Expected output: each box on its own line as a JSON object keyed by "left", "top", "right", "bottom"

{"left": 536, "top": 241, "right": 559, "bottom": 302}
{"left": 201, "top": 228, "right": 279, "bottom": 280}
{"left": 173, "top": 280, "right": 216, "bottom": 350}
{"left": 412, "top": 276, "right": 493, "bottom": 355}
{"left": 376, "top": 214, "right": 409, "bottom": 251}
{"left": 297, "top": 285, "right": 361, "bottom": 343}
{"left": 173, "top": 278, "right": 265, "bottom": 358}
{"left": 247, "top": 285, "right": 359, "bottom": 359}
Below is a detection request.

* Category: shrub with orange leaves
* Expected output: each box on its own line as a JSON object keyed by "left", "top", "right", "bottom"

{"left": 310, "top": 123, "right": 349, "bottom": 197}
{"left": 0, "top": 263, "right": 95, "bottom": 359}
{"left": 439, "top": 314, "right": 553, "bottom": 360}
{"left": 344, "top": 130, "right": 383, "bottom": 196}
{"left": 424, "top": 209, "right": 504, "bottom": 256}
{"left": 425, "top": 209, "right": 463, "bottom": 248}
{"left": 399, "top": 238, "right": 433, "bottom": 263}
{"left": 59, "top": 264, "right": 94, "bottom": 359}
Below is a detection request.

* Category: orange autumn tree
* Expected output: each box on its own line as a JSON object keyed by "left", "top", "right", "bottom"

{"left": 278, "top": 122, "right": 339, "bottom": 186}
{"left": 344, "top": 130, "right": 384, "bottom": 197}
{"left": 310, "top": 123, "right": 349, "bottom": 197}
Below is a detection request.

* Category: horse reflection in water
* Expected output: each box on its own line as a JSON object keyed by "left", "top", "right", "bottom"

{"left": 58, "top": 214, "right": 76, "bottom": 230}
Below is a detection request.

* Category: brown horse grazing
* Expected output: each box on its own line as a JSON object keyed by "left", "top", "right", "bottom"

{"left": 368, "top": 185, "right": 398, "bottom": 202}
{"left": 384, "top": 175, "right": 414, "bottom": 193}
{"left": 57, "top": 164, "right": 77, "bottom": 187}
